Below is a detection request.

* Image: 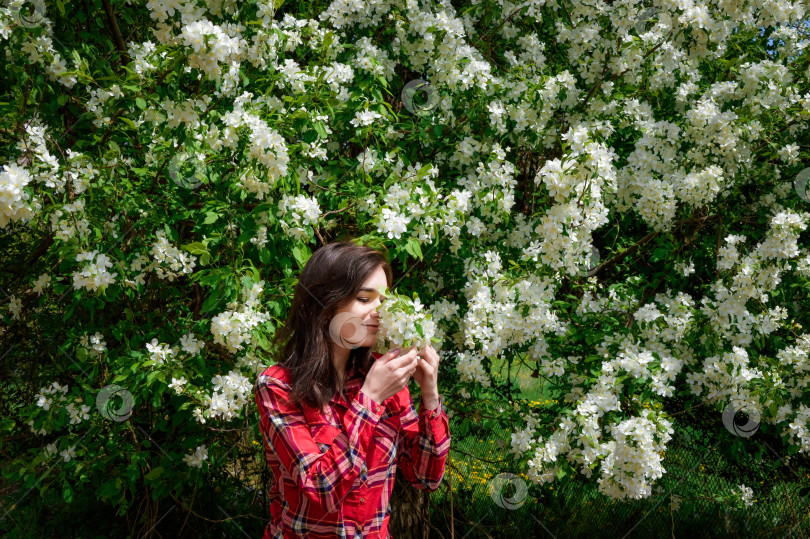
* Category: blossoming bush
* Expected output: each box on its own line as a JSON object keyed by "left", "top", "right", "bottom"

{"left": 0, "top": 0, "right": 809, "bottom": 533}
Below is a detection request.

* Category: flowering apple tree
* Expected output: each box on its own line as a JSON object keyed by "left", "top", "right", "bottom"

{"left": 1, "top": 0, "right": 809, "bottom": 532}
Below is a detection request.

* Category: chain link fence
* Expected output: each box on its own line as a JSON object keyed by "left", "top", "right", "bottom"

{"left": 427, "top": 416, "right": 810, "bottom": 538}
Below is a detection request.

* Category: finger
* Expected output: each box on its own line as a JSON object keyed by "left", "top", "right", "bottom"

{"left": 391, "top": 348, "right": 418, "bottom": 365}
{"left": 395, "top": 357, "right": 418, "bottom": 375}
{"left": 381, "top": 348, "right": 402, "bottom": 362}
{"left": 418, "top": 347, "right": 436, "bottom": 367}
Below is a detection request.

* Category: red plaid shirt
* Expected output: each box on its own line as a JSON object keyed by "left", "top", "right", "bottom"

{"left": 255, "top": 353, "right": 451, "bottom": 538}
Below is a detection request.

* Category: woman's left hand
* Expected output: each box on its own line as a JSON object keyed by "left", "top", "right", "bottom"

{"left": 412, "top": 344, "right": 440, "bottom": 409}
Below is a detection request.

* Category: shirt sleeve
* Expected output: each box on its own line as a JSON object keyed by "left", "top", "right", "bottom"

{"left": 395, "top": 386, "right": 451, "bottom": 492}
{"left": 255, "top": 373, "right": 385, "bottom": 514}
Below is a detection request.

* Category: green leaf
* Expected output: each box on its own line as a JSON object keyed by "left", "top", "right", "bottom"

{"left": 259, "top": 248, "right": 271, "bottom": 264}
{"left": 0, "top": 418, "right": 14, "bottom": 432}
{"left": 146, "top": 370, "right": 161, "bottom": 387}
{"left": 201, "top": 289, "right": 223, "bottom": 313}
{"left": 322, "top": 31, "right": 334, "bottom": 52}
{"left": 145, "top": 467, "right": 164, "bottom": 481}
{"left": 63, "top": 482, "right": 74, "bottom": 504}
{"left": 164, "top": 224, "right": 178, "bottom": 242}
{"left": 181, "top": 242, "right": 209, "bottom": 255}
{"left": 404, "top": 238, "right": 423, "bottom": 261}
{"left": 256, "top": 332, "right": 272, "bottom": 352}
{"left": 203, "top": 211, "right": 219, "bottom": 225}
{"left": 292, "top": 244, "right": 311, "bottom": 268}
{"left": 135, "top": 97, "right": 147, "bottom": 110}
{"left": 787, "top": 444, "right": 800, "bottom": 455}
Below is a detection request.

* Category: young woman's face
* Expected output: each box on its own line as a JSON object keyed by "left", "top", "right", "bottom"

{"left": 328, "top": 265, "right": 388, "bottom": 350}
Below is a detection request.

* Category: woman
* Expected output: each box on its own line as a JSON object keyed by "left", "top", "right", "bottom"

{"left": 254, "top": 241, "right": 450, "bottom": 538}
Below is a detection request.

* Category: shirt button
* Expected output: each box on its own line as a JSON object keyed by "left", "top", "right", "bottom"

{"left": 360, "top": 496, "right": 365, "bottom": 502}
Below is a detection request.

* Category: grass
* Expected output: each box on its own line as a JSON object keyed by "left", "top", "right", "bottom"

{"left": 428, "top": 355, "right": 810, "bottom": 538}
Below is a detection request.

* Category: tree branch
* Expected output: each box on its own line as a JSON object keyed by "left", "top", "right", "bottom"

{"left": 101, "top": 0, "right": 131, "bottom": 65}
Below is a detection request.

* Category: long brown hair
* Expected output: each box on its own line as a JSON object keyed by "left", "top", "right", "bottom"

{"left": 270, "top": 240, "right": 393, "bottom": 410}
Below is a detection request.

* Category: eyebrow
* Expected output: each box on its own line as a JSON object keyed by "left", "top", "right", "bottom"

{"left": 358, "top": 288, "right": 386, "bottom": 296}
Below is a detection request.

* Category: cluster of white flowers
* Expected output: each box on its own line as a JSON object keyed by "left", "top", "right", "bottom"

{"left": 66, "top": 401, "right": 92, "bottom": 425}
{"left": 149, "top": 230, "right": 197, "bottom": 281}
{"left": 146, "top": 338, "right": 176, "bottom": 365}
{"left": 785, "top": 403, "right": 810, "bottom": 454}
{"left": 169, "top": 377, "right": 187, "bottom": 395}
{"left": 10, "top": 12, "right": 78, "bottom": 88}
{"left": 352, "top": 36, "right": 396, "bottom": 81}
{"left": 144, "top": 332, "right": 201, "bottom": 366}
{"left": 59, "top": 445, "right": 77, "bottom": 462}
{"left": 49, "top": 198, "right": 90, "bottom": 241}
{"left": 276, "top": 194, "right": 321, "bottom": 241}
{"left": 182, "top": 445, "right": 208, "bottom": 468}
{"left": 180, "top": 19, "right": 246, "bottom": 80}
{"left": 0, "top": 163, "right": 34, "bottom": 227}
{"left": 34, "top": 381, "right": 69, "bottom": 412}
{"left": 736, "top": 484, "right": 755, "bottom": 507}
{"left": 577, "top": 283, "right": 638, "bottom": 316}
{"left": 127, "top": 39, "right": 160, "bottom": 74}
{"left": 456, "top": 350, "right": 490, "bottom": 387}
{"left": 221, "top": 104, "right": 289, "bottom": 189}
{"left": 72, "top": 250, "right": 118, "bottom": 292}
{"left": 32, "top": 272, "right": 51, "bottom": 295}
{"left": 375, "top": 292, "right": 438, "bottom": 352}
{"left": 200, "top": 369, "right": 253, "bottom": 421}
{"left": 5, "top": 294, "right": 21, "bottom": 320}
{"left": 459, "top": 253, "right": 565, "bottom": 360}
{"left": 210, "top": 281, "right": 271, "bottom": 353}
{"left": 250, "top": 225, "right": 268, "bottom": 250}
{"left": 350, "top": 109, "right": 383, "bottom": 128}
{"left": 596, "top": 411, "right": 674, "bottom": 499}
{"left": 510, "top": 415, "right": 540, "bottom": 455}
{"left": 79, "top": 332, "right": 107, "bottom": 359}
{"left": 370, "top": 164, "right": 443, "bottom": 243}
{"left": 180, "top": 332, "right": 204, "bottom": 355}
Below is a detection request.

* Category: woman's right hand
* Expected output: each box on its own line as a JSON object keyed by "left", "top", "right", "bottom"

{"left": 361, "top": 346, "right": 419, "bottom": 405}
